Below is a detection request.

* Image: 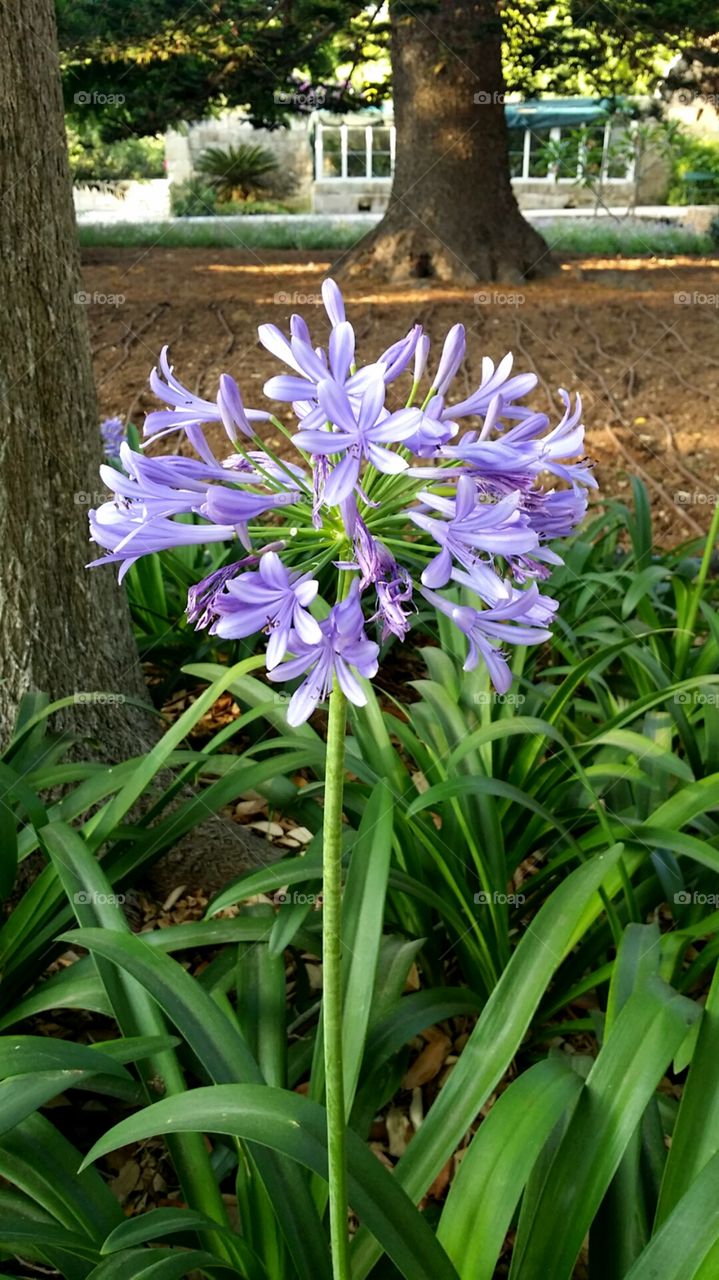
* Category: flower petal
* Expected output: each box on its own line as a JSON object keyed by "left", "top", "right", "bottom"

{"left": 421, "top": 546, "right": 453, "bottom": 588}
{"left": 322, "top": 278, "right": 346, "bottom": 327}
{"left": 287, "top": 678, "right": 321, "bottom": 726}
{"left": 357, "top": 376, "right": 386, "bottom": 432}
{"left": 258, "top": 550, "right": 288, "bottom": 589}
{"left": 264, "top": 375, "right": 314, "bottom": 402}
{"left": 293, "top": 604, "right": 322, "bottom": 644}
{"left": 258, "top": 323, "right": 302, "bottom": 372}
{"left": 329, "top": 322, "right": 355, "bottom": 383}
{"left": 334, "top": 658, "right": 368, "bottom": 706}
{"left": 365, "top": 443, "right": 408, "bottom": 474}
{"left": 292, "top": 429, "right": 356, "bottom": 455}
{"left": 324, "top": 452, "right": 360, "bottom": 505}
{"left": 317, "top": 378, "right": 356, "bottom": 432}
{"left": 266, "top": 627, "right": 289, "bottom": 670}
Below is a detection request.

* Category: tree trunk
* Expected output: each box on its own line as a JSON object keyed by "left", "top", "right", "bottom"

{"left": 339, "top": 0, "right": 553, "bottom": 284}
{"left": 0, "top": 0, "right": 149, "bottom": 752}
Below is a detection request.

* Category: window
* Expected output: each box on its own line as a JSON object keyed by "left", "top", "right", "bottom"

{"left": 604, "top": 123, "right": 633, "bottom": 179}
{"left": 346, "top": 128, "right": 367, "bottom": 177}
{"left": 319, "top": 128, "right": 341, "bottom": 178}
{"left": 372, "top": 127, "right": 393, "bottom": 178}
{"left": 314, "top": 116, "right": 633, "bottom": 184}
{"left": 315, "top": 123, "right": 396, "bottom": 181}
{"left": 508, "top": 119, "right": 633, "bottom": 182}
{"left": 577, "top": 125, "right": 607, "bottom": 181}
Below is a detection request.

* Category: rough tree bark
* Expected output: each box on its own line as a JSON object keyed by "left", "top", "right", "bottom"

{"left": 0, "top": 0, "right": 150, "bottom": 751}
{"left": 0, "top": 0, "right": 285, "bottom": 904}
{"left": 340, "top": 0, "right": 553, "bottom": 284}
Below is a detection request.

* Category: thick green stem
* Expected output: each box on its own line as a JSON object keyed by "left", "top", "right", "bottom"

{"left": 323, "top": 681, "right": 350, "bottom": 1280}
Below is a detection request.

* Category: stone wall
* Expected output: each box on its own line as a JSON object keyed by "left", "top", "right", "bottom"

{"left": 313, "top": 178, "right": 391, "bottom": 215}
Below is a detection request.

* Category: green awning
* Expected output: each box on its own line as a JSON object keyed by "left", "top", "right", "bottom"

{"left": 504, "top": 98, "right": 623, "bottom": 132}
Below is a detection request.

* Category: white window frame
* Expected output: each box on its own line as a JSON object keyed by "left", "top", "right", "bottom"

{"left": 514, "top": 120, "right": 633, "bottom": 184}
{"left": 314, "top": 121, "right": 396, "bottom": 180}
{"left": 314, "top": 119, "right": 634, "bottom": 183}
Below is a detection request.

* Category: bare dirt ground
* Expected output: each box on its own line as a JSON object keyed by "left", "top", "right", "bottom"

{"left": 82, "top": 247, "right": 719, "bottom": 544}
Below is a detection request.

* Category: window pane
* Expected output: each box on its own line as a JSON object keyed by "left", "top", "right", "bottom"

{"left": 508, "top": 127, "right": 524, "bottom": 178}
{"left": 605, "top": 124, "right": 631, "bottom": 178}
{"left": 527, "top": 129, "right": 551, "bottom": 178}
{"left": 346, "top": 127, "right": 366, "bottom": 177}
{"left": 321, "top": 130, "right": 341, "bottom": 177}
{"left": 372, "top": 151, "right": 392, "bottom": 177}
{"left": 371, "top": 128, "right": 393, "bottom": 177}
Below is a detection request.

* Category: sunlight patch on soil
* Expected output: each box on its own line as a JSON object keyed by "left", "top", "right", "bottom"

{"left": 205, "top": 261, "right": 332, "bottom": 275}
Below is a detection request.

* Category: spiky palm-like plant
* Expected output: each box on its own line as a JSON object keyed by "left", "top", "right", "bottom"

{"left": 195, "top": 143, "right": 280, "bottom": 200}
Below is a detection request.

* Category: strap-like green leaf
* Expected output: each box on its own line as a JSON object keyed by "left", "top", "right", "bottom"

{"left": 438, "top": 1057, "right": 583, "bottom": 1279}
{"left": 86, "top": 1246, "right": 241, "bottom": 1279}
{"left": 626, "top": 1150, "right": 719, "bottom": 1280}
{"left": 341, "top": 779, "right": 394, "bottom": 1112}
{"left": 0, "top": 1113, "right": 121, "bottom": 1241}
{"left": 350, "top": 844, "right": 626, "bottom": 1279}
{"left": 82, "top": 1084, "right": 458, "bottom": 1280}
{"left": 60, "top": 923, "right": 331, "bottom": 1280}
{"left": 656, "top": 959, "right": 719, "bottom": 1224}
{"left": 511, "top": 980, "right": 699, "bottom": 1280}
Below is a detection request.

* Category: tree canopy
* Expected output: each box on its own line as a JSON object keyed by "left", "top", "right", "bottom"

{"left": 57, "top": 0, "right": 388, "bottom": 138}
{"left": 504, "top": 0, "right": 719, "bottom": 98}
{"left": 58, "top": 0, "right": 719, "bottom": 141}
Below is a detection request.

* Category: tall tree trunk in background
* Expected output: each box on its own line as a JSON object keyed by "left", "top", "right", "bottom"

{"left": 0, "top": 0, "right": 149, "bottom": 751}
{"left": 340, "top": 0, "right": 552, "bottom": 284}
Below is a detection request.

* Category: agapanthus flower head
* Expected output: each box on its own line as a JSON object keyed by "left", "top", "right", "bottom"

{"left": 89, "top": 280, "right": 595, "bottom": 722}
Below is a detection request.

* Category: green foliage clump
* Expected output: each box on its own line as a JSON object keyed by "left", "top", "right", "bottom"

{"left": 168, "top": 177, "right": 219, "bottom": 217}
{"left": 77, "top": 219, "right": 366, "bottom": 249}
{"left": 222, "top": 197, "right": 296, "bottom": 215}
{"left": 668, "top": 132, "right": 719, "bottom": 204}
{"left": 169, "top": 179, "right": 294, "bottom": 218}
{"left": 67, "top": 126, "right": 165, "bottom": 185}
{"left": 536, "top": 217, "right": 713, "bottom": 257}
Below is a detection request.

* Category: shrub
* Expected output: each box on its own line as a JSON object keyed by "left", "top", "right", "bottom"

{"left": 169, "top": 177, "right": 219, "bottom": 217}
{"left": 67, "top": 128, "right": 165, "bottom": 185}
{"left": 667, "top": 131, "right": 719, "bottom": 204}
{"left": 5, "top": 498, "right": 719, "bottom": 1277}
{"left": 169, "top": 184, "right": 294, "bottom": 217}
{"left": 194, "top": 142, "right": 283, "bottom": 200}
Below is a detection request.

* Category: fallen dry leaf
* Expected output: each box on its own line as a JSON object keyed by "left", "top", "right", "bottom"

{"left": 249, "top": 820, "right": 284, "bottom": 837}
{"left": 110, "top": 1160, "right": 141, "bottom": 1203}
{"left": 403, "top": 1033, "right": 451, "bottom": 1089}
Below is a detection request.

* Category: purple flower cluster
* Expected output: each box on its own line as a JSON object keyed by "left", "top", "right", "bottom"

{"left": 99, "top": 416, "right": 126, "bottom": 460}
{"left": 89, "top": 280, "right": 595, "bottom": 724}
